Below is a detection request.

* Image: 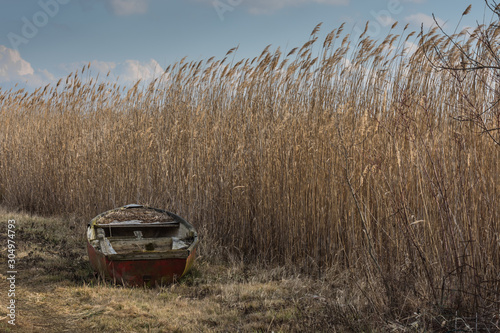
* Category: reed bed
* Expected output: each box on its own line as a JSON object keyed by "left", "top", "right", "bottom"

{"left": 1, "top": 22, "right": 499, "bottom": 324}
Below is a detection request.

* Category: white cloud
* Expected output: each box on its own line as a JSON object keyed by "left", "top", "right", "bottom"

{"left": 201, "top": 0, "right": 348, "bottom": 15}
{"left": 0, "top": 45, "right": 162, "bottom": 90}
{"left": 405, "top": 13, "right": 445, "bottom": 29}
{"left": 0, "top": 45, "right": 34, "bottom": 79}
{"left": 247, "top": 0, "right": 349, "bottom": 14}
{"left": 104, "top": 0, "right": 149, "bottom": 16}
{"left": 89, "top": 60, "right": 117, "bottom": 74}
{"left": 60, "top": 59, "right": 163, "bottom": 83}
{"left": 0, "top": 45, "right": 54, "bottom": 86}
{"left": 60, "top": 60, "right": 116, "bottom": 75}
{"left": 114, "top": 59, "right": 163, "bottom": 82}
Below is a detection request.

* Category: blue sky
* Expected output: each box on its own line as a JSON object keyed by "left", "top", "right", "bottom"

{"left": 0, "top": 0, "right": 492, "bottom": 90}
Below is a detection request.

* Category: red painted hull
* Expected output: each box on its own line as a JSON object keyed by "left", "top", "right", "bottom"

{"left": 87, "top": 240, "right": 197, "bottom": 287}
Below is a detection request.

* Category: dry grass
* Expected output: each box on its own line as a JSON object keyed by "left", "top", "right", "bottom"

{"left": 0, "top": 22, "right": 500, "bottom": 329}
{"left": 0, "top": 209, "right": 390, "bottom": 332}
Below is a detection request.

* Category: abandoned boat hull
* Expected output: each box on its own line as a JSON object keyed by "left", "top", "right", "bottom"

{"left": 87, "top": 241, "right": 196, "bottom": 286}
{"left": 86, "top": 204, "right": 198, "bottom": 287}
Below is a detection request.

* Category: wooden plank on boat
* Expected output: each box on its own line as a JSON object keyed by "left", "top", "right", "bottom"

{"left": 99, "top": 238, "right": 117, "bottom": 255}
{"left": 108, "top": 249, "right": 190, "bottom": 260}
{"left": 111, "top": 238, "right": 173, "bottom": 253}
{"left": 110, "top": 238, "right": 173, "bottom": 253}
{"left": 94, "top": 222, "right": 179, "bottom": 228}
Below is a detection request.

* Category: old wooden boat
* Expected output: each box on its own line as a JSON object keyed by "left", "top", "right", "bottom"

{"left": 86, "top": 204, "right": 198, "bottom": 287}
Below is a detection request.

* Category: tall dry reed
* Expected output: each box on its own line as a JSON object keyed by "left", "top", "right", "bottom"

{"left": 1, "top": 22, "right": 499, "bottom": 321}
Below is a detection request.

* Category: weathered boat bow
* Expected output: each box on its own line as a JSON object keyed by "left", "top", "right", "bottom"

{"left": 86, "top": 204, "right": 199, "bottom": 287}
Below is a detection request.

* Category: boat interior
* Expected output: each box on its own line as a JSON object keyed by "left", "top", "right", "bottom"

{"left": 89, "top": 221, "right": 196, "bottom": 257}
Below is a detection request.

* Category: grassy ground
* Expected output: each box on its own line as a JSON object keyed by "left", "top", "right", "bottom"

{"left": 0, "top": 207, "right": 392, "bottom": 333}
{"left": 1, "top": 209, "right": 497, "bottom": 332}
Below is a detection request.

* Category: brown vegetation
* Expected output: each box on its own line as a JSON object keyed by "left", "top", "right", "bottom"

{"left": 1, "top": 19, "right": 499, "bottom": 330}
{"left": 93, "top": 207, "right": 175, "bottom": 225}
{"left": 1, "top": 209, "right": 370, "bottom": 332}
